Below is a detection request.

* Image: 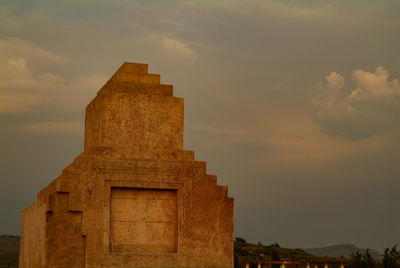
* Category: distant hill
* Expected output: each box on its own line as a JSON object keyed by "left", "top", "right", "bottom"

{"left": 303, "top": 244, "right": 383, "bottom": 259}
{"left": 0, "top": 235, "right": 19, "bottom": 254}
{"left": 233, "top": 237, "right": 339, "bottom": 267}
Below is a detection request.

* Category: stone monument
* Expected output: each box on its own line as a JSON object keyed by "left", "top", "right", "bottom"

{"left": 19, "top": 62, "right": 234, "bottom": 268}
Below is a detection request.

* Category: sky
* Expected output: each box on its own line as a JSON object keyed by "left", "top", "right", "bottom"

{"left": 1, "top": 0, "right": 399, "bottom": 252}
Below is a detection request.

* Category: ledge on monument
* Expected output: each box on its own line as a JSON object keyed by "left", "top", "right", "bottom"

{"left": 83, "top": 146, "right": 195, "bottom": 161}
{"left": 97, "top": 81, "right": 173, "bottom": 97}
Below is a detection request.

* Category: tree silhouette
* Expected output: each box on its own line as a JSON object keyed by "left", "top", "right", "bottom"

{"left": 351, "top": 250, "right": 375, "bottom": 268}
{"left": 383, "top": 245, "right": 400, "bottom": 268}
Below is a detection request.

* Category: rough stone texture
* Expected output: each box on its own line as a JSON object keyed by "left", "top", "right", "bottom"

{"left": 19, "top": 62, "right": 234, "bottom": 268}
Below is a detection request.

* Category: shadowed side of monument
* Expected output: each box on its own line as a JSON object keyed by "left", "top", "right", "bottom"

{"left": 19, "top": 62, "right": 234, "bottom": 268}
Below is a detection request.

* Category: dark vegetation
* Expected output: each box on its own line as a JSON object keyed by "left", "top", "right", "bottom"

{"left": 234, "top": 237, "right": 400, "bottom": 268}
{"left": 350, "top": 250, "right": 376, "bottom": 268}
{"left": 0, "top": 236, "right": 19, "bottom": 255}
{"left": 349, "top": 245, "right": 400, "bottom": 268}
{"left": 382, "top": 245, "right": 400, "bottom": 268}
{"left": 0, "top": 252, "right": 18, "bottom": 268}
{"left": 234, "top": 237, "right": 330, "bottom": 267}
{"left": 0, "top": 236, "right": 19, "bottom": 268}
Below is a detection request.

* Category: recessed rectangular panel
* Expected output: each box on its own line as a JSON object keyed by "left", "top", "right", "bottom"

{"left": 146, "top": 222, "right": 177, "bottom": 245}
{"left": 110, "top": 188, "right": 177, "bottom": 253}
{"left": 146, "top": 199, "right": 177, "bottom": 222}
{"left": 111, "top": 221, "right": 144, "bottom": 243}
{"left": 111, "top": 198, "right": 143, "bottom": 222}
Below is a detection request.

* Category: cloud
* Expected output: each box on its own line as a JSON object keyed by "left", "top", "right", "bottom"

{"left": 0, "top": 56, "right": 65, "bottom": 114}
{"left": 138, "top": 33, "right": 198, "bottom": 60}
{"left": 0, "top": 38, "right": 71, "bottom": 65}
{"left": 231, "top": 0, "right": 337, "bottom": 20}
{"left": 24, "top": 121, "right": 84, "bottom": 133}
{"left": 0, "top": 57, "right": 66, "bottom": 91}
{"left": 190, "top": 124, "right": 247, "bottom": 136}
{"left": 326, "top": 72, "right": 345, "bottom": 91}
{"left": 350, "top": 66, "right": 399, "bottom": 99}
{"left": 0, "top": 38, "right": 108, "bottom": 115}
{"left": 312, "top": 66, "right": 400, "bottom": 140}
{"left": 246, "top": 107, "right": 386, "bottom": 166}
{"left": 0, "top": 57, "right": 34, "bottom": 90}
{"left": 160, "top": 37, "right": 197, "bottom": 60}
{"left": 0, "top": 91, "right": 39, "bottom": 114}
{"left": 0, "top": 56, "right": 63, "bottom": 114}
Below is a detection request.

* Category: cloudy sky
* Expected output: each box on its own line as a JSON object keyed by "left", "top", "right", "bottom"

{"left": 1, "top": 0, "right": 399, "bottom": 251}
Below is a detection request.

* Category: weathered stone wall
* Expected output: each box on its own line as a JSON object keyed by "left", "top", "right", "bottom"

{"left": 19, "top": 200, "right": 47, "bottom": 268}
{"left": 20, "top": 62, "right": 234, "bottom": 268}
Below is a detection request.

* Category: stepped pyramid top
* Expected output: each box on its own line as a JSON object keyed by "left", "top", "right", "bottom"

{"left": 84, "top": 62, "right": 183, "bottom": 159}
{"left": 96, "top": 62, "right": 173, "bottom": 97}
{"left": 110, "top": 62, "right": 159, "bottom": 84}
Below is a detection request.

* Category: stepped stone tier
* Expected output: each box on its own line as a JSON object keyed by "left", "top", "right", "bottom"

{"left": 19, "top": 62, "right": 234, "bottom": 268}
